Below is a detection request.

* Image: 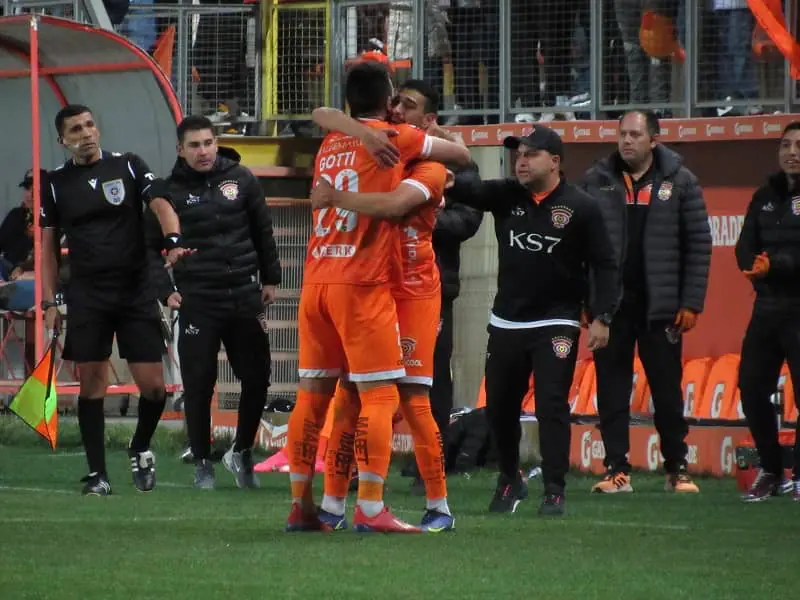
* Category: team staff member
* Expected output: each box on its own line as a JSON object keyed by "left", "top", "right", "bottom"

{"left": 736, "top": 122, "right": 800, "bottom": 503}
{"left": 40, "top": 104, "right": 189, "bottom": 496}
{"left": 581, "top": 110, "right": 710, "bottom": 495}
{"left": 147, "top": 115, "right": 281, "bottom": 490}
{"left": 448, "top": 127, "right": 619, "bottom": 516}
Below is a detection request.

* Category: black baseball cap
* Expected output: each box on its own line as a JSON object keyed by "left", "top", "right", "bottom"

{"left": 19, "top": 168, "right": 46, "bottom": 188}
{"left": 503, "top": 127, "right": 564, "bottom": 158}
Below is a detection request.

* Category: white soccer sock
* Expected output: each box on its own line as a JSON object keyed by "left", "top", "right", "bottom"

{"left": 289, "top": 473, "right": 311, "bottom": 505}
{"left": 321, "top": 495, "right": 346, "bottom": 516}
{"left": 426, "top": 497, "right": 451, "bottom": 516}
{"left": 356, "top": 472, "right": 385, "bottom": 518}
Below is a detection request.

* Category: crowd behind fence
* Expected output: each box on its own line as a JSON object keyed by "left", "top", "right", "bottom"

{"left": 3, "top": 0, "right": 797, "bottom": 125}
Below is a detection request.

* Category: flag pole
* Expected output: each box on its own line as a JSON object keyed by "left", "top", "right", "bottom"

{"left": 30, "top": 14, "right": 43, "bottom": 363}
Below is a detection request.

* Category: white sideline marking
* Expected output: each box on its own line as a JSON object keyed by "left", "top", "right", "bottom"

{"left": 0, "top": 485, "right": 74, "bottom": 495}
{"left": 0, "top": 514, "right": 257, "bottom": 524}
{"left": 48, "top": 452, "right": 86, "bottom": 457}
{"left": 586, "top": 519, "right": 690, "bottom": 532}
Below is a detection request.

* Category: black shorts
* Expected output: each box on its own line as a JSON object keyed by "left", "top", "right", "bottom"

{"left": 62, "top": 277, "right": 165, "bottom": 364}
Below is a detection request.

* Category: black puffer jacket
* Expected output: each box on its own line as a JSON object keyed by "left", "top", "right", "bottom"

{"left": 735, "top": 171, "right": 800, "bottom": 311}
{"left": 433, "top": 167, "right": 483, "bottom": 301}
{"left": 147, "top": 147, "right": 281, "bottom": 315}
{"left": 581, "top": 144, "right": 711, "bottom": 321}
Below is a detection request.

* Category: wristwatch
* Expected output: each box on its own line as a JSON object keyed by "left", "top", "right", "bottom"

{"left": 596, "top": 313, "right": 613, "bottom": 326}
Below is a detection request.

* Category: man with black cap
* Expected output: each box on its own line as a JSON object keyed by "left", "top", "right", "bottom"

{"left": 447, "top": 126, "right": 619, "bottom": 516}
{"left": 0, "top": 169, "right": 39, "bottom": 281}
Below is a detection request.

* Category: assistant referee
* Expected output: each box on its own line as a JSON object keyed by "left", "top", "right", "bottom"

{"left": 41, "top": 104, "right": 189, "bottom": 496}
{"left": 447, "top": 127, "right": 619, "bottom": 516}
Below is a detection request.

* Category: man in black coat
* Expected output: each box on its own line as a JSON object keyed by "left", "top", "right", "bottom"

{"left": 148, "top": 115, "right": 281, "bottom": 490}
{"left": 736, "top": 121, "right": 800, "bottom": 503}
{"left": 581, "top": 109, "right": 711, "bottom": 494}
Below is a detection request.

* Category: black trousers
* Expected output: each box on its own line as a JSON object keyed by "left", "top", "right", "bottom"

{"left": 179, "top": 307, "right": 271, "bottom": 460}
{"left": 485, "top": 324, "right": 579, "bottom": 492}
{"left": 594, "top": 303, "right": 688, "bottom": 474}
{"left": 430, "top": 297, "right": 455, "bottom": 458}
{"left": 738, "top": 305, "right": 800, "bottom": 477}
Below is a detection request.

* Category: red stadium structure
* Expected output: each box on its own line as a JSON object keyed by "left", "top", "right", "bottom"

{"left": 0, "top": 14, "right": 182, "bottom": 398}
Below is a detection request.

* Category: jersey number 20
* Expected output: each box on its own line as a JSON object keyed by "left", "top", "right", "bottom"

{"left": 314, "top": 169, "right": 359, "bottom": 236}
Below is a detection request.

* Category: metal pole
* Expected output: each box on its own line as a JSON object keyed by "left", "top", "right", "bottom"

{"left": 30, "top": 14, "right": 43, "bottom": 362}
{"left": 412, "top": 0, "right": 424, "bottom": 80}
{"left": 329, "top": 1, "right": 343, "bottom": 109}
{"left": 176, "top": 3, "right": 189, "bottom": 114}
{"left": 684, "top": 0, "right": 694, "bottom": 118}
{"left": 498, "top": 0, "right": 509, "bottom": 123}
{"left": 589, "top": 0, "right": 602, "bottom": 120}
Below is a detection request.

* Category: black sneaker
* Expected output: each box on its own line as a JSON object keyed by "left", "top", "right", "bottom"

{"left": 742, "top": 469, "right": 781, "bottom": 502}
{"left": 129, "top": 447, "right": 156, "bottom": 492}
{"left": 539, "top": 491, "right": 566, "bottom": 516}
{"left": 81, "top": 472, "right": 112, "bottom": 496}
{"left": 489, "top": 472, "right": 528, "bottom": 513}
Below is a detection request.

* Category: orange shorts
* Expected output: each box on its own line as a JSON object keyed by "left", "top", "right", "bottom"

{"left": 297, "top": 283, "right": 405, "bottom": 383}
{"left": 395, "top": 294, "right": 441, "bottom": 387}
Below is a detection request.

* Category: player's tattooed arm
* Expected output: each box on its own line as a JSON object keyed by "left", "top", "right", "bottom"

{"left": 312, "top": 178, "right": 429, "bottom": 220}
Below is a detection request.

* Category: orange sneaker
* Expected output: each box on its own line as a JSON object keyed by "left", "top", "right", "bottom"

{"left": 285, "top": 503, "right": 324, "bottom": 532}
{"left": 591, "top": 471, "right": 633, "bottom": 493}
{"left": 353, "top": 505, "right": 422, "bottom": 533}
{"left": 665, "top": 470, "right": 700, "bottom": 493}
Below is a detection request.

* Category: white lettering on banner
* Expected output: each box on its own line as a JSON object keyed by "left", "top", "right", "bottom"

{"left": 710, "top": 382, "right": 725, "bottom": 418}
{"left": 720, "top": 436, "right": 734, "bottom": 474}
{"left": 679, "top": 126, "right": 697, "bottom": 138}
{"left": 660, "top": 127, "right": 670, "bottom": 136}
{"left": 551, "top": 127, "right": 566, "bottom": 137}
{"left": 734, "top": 122, "right": 754, "bottom": 136}
{"left": 647, "top": 434, "right": 663, "bottom": 470}
{"left": 497, "top": 128, "right": 514, "bottom": 142}
{"left": 684, "top": 382, "right": 695, "bottom": 417}
{"left": 686, "top": 445, "right": 698, "bottom": 466}
{"left": 599, "top": 126, "right": 617, "bottom": 139}
{"left": 509, "top": 230, "right": 561, "bottom": 253}
{"left": 763, "top": 121, "right": 782, "bottom": 136}
{"left": 706, "top": 124, "right": 725, "bottom": 137}
{"left": 581, "top": 431, "right": 592, "bottom": 468}
{"left": 708, "top": 215, "right": 744, "bottom": 247}
{"left": 471, "top": 129, "right": 489, "bottom": 142}
{"left": 573, "top": 126, "right": 591, "bottom": 139}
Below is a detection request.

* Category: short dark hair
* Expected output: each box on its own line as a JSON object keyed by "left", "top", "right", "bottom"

{"left": 619, "top": 109, "right": 660, "bottom": 137}
{"left": 176, "top": 115, "right": 215, "bottom": 143}
{"left": 346, "top": 61, "right": 392, "bottom": 119}
{"left": 400, "top": 79, "right": 440, "bottom": 114}
{"left": 782, "top": 121, "right": 800, "bottom": 137}
{"left": 55, "top": 104, "right": 92, "bottom": 136}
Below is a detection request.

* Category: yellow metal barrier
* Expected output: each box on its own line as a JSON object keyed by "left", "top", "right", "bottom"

{"left": 262, "top": 0, "right": 330, "bottom": 134}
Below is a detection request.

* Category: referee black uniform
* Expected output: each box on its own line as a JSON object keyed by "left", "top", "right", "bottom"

{"left": 148, "top": 115, "right": 281, "bottom": 490}
{"left": 41, "top": 106, "right": 173, "bottom": 496}
{"left": 448, "top": 128, "right": 619, "bottom": 515}
{"left": 736, "top": 122, "right": 800, "bottom": 502}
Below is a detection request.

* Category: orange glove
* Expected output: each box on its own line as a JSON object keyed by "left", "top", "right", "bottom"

{"left": 743, "top": 252, "right": 770, "bottom": 280}
{"left": 674, "top": 308, "right": 698, "bottom": 333}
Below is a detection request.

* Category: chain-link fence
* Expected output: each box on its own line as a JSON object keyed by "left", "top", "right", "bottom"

{"left": 321, "top": 0, "right": 800, "bottom": 122}
{"left": 120, "top": 2, "right": 261, "bottom": 126}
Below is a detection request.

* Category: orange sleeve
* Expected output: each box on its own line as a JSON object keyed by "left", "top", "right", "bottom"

{"left": 401, "top": 161, "right": 447, "bottom": 204}
{"left": 394, "top": 124, "right": 433, "bottom": 164}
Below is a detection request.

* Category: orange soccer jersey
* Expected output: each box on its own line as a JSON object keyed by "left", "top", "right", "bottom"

{"left": 304, "top": 120, "right": 433, "bottom": 286}
{"left": 393, "top": 160, "right": 447, "bottom": 299}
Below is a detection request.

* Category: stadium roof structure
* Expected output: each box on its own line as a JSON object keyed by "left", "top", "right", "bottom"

{"left": 0, "top": 14, "right": 182, "bottom": 359}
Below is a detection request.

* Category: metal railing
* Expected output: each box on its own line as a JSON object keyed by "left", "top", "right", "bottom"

{"left": 321, "top": 0, "right": 799, "bottom": 124}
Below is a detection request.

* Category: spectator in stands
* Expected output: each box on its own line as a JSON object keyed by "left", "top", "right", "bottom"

{"left": 0, "top": 169, "right": 39, "bottom": 311}
{"left": 147, "top": 115, "right": 281, "bottom": 490}
{"left": 614, "top": 0, "right": 677, "bottom": 111}
{"left": 0, "top": 169, "right": 37, "bottom": 281}
{"left": 736, "top": 121, "right": 800, "bottom": 503}
{"left": 711, "top": 0, "right": 760, "bottom": 117}
{"left": 581, "top": 109, "right": 711, "bottom": 495}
